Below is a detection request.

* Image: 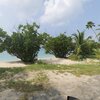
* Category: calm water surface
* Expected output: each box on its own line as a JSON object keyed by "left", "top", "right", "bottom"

{"left": 0, "top": 48, "right": 53, "bottom": 61}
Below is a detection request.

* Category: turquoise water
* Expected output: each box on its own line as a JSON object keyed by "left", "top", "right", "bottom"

{"left": 0, "top": 48, "right": 54, "bottom": 61}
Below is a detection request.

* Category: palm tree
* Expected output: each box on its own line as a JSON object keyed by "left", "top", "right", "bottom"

{"left": 73, "top": 30, "right": 91, "bottom": 57}
{"left": 96, "top": 25, "right": 100, "bottom": 41}
{"left": 86, "top": 21, "right": 98, "bottom": 40}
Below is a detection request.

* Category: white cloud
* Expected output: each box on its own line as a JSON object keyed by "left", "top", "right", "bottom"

{"left": 0, "top": 0, "right": 44, "bottom": 21}
{"left": 40, "top": 0, "right": 90, "bottom": 25}
{"left": 0, "top": 0, "right": 92, "bottom": 30}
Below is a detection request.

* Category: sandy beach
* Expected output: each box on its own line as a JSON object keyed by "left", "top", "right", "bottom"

{"left": 0, "top": 58, "right": 80, "bottom": 68}
{"left": 41, "top": 58, "right": 83, "bottom": 65}
{"left": 0, "top": 58, "right": 99, "bottom": 68}
{"left": 0, "top": 61, "right": 26, "bottom": 68}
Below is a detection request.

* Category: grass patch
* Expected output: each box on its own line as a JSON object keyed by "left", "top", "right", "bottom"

{"left": 0, "top": 63, "right": 100, "bottom": 77}
{"left": 0, "top": 67, "right": 24, "bottom": 79}
{"left": 4, "top": 72, "right": 49, "bottom": 93}
{"left": 7, "top": 80, "right": 44, "bottom": 92}
{"left": 0, "top": 63, "right": 100, "bottom": 93}
{"left": 26, "top": 63, "right": 100, "bottom": 76}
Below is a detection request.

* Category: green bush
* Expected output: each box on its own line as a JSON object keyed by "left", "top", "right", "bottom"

{"left": 5, "top": 23, "right": 41, "bottom": 63}
{"left": 69, "top": 54, "right": 83, "bottom": 61}
{"left": 73, "top": 30, "right": 97, "bottom": 60}
{"left": 0, "top": 28, "right": 7, "bottom": 52}
{"left": 44, "top": 34, "right": 74, "bottom": 58}
{"left": 80, "top": 40, "right": 98, "bottom": 58}
{"left": 94, "top": 49, "right": 100, "bottom": 60}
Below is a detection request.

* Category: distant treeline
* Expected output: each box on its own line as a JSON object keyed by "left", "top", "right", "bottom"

{"left": 0, "top": 21, "right": 100, "bottom": 63}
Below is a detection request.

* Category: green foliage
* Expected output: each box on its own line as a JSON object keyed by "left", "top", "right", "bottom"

{"left": 86, "top": 21, "right": 99, "bottom": 41}
{"left": 5, "top": 23, "right": 41, "bottom": 63}
{"left": 86, "top": 21, "right": 95, "bottom": 29}
{"left": 39, "top": 32, "right": 52, "bottom": 46}
{"left": 72, "top": 30, "right": 97, "bottom": 59}
{"left": 44, "top": 33, "right": 74, "bottom": 58}
{"left": 0, "top": 68, "right": 24, "bottom": 80}
{"left": 94, "top": 49, "right": 100, "bottom": 60}
{"left": 0, "top": 28, "right": 7, "bottom": 52}
{"left": 80, "top": 40, "right": 98, "bottom": 58}
{"left": 69, "top": 54, "right": 82, "bottom": 61}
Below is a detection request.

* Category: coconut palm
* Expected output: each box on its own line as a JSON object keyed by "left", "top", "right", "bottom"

{"left": 86, "top": 21, "right": 99, "bottom": 40}
{"left": 86, "top": 21, "right": 95, "bottom": 29}
{"left": 73, "top": 30, "right": 92, "bottom": 59}
{"left": 96, "top": 25, "right": 100, "bottom": 41}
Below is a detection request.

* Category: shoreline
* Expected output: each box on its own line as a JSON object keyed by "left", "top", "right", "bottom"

{"left": 0, "top": 60, "right": 26, "bottom": 68}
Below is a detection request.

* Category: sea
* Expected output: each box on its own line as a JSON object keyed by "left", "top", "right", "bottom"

{"left": 0, "top": 48, "right": 54, "bottom": 61}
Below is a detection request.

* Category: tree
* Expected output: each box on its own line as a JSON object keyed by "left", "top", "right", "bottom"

{"left": 73, "top": 30, "right": 95, "bottom": 59}
{"left": 39, "top": 32, "right": 52, "bottom": 46}
{"left": 44, "top": 34, "right": 74, "bottom": 58}
{"left": 86, "top": 21, "right": 99, "bottom": 40}
{"left": 5, "top": 23, "right": 41, "bottom": 63}
{"left": 94, "top": 49, "right": 100, "bottom": 60}
{"left": 0, "top": 28, "right": 7, "bottom": 52}
{"left": 96, "top": 25, "right": 100, "bottom": 42}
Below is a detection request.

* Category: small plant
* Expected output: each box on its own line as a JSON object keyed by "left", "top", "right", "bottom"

{"left": 33, "top": 72, "right": 49, "bottom": 87}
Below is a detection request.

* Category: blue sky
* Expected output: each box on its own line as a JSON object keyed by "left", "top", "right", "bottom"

{"left": 0, "top": 0, "right": 100, "bottom": 37}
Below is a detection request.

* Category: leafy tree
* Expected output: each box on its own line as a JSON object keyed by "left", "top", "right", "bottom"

{"left": 39, "top": 32, "right": 52, "bottom": 46}
{"left": 0, "top": 28, "right": 7, "bottom": 52}
{"left": 44, "top": 34, "right": 74, "bottom": 58}
{"left": 5, "top": 23, "right": 41, "bottom": 63}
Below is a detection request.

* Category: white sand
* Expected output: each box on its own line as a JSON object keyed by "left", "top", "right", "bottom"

{"left": 0, "top": 58, "right": 81, "bottom": 68}
{"left": 0, "top": 61, "right": 26, "bottom": 68}
{"left": 0, "top": 58, "right": 99, "bottom": 68}
{"left": 41, "top": 58, "right": 83, "bottom": 65}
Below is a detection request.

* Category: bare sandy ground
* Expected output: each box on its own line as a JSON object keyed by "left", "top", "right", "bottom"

{"left": 47, "top": 71, "right": 100, "bottom": 100}
{"left": 42, "top": 58, "right": 83, "bottom": 65}
{"left": 40, "top": 58, "right": 99, "bottom": 65}
{"left": 0, "top": 71, "right": 100, "bottom": 100}
{"left": 0, "top": 61, "right": 26, "bottom": 68}
{"left": 0, "top": 58, "right": 99, "bottom": 68}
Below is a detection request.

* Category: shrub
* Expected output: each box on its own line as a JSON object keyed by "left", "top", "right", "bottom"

{"left": 0, "top": 28, "right": 7, "bottom": 52}
{"left": 72, "top": 30, "right": 98, "bottom": 60}
{"left": 94, "top": 49, "right": 100, "bottom": 60}
{"left": 69, "top": 54, "right": 83, "bottom": 61}
{"left": 44, "top": 34, "right": 74, "bottom": 58}
{"left": 5, "top": 23, "right": 41, "bottom": 63}
{"left": 80, "top": 40, "right": 98, "bottom": 58}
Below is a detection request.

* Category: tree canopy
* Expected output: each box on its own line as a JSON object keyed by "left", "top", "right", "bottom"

{"left": 0, "top": 28, "right": 7, "bottom": 52}
{"left": 44, "top": 33, "right": 74, "bottom": 58}
{"left": 5, "top": 23, "right": 41, "bottom": 63}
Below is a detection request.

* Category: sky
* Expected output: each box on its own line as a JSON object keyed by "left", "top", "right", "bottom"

{"left": 0, "top": 0, "right": 100, "bottom": 37}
